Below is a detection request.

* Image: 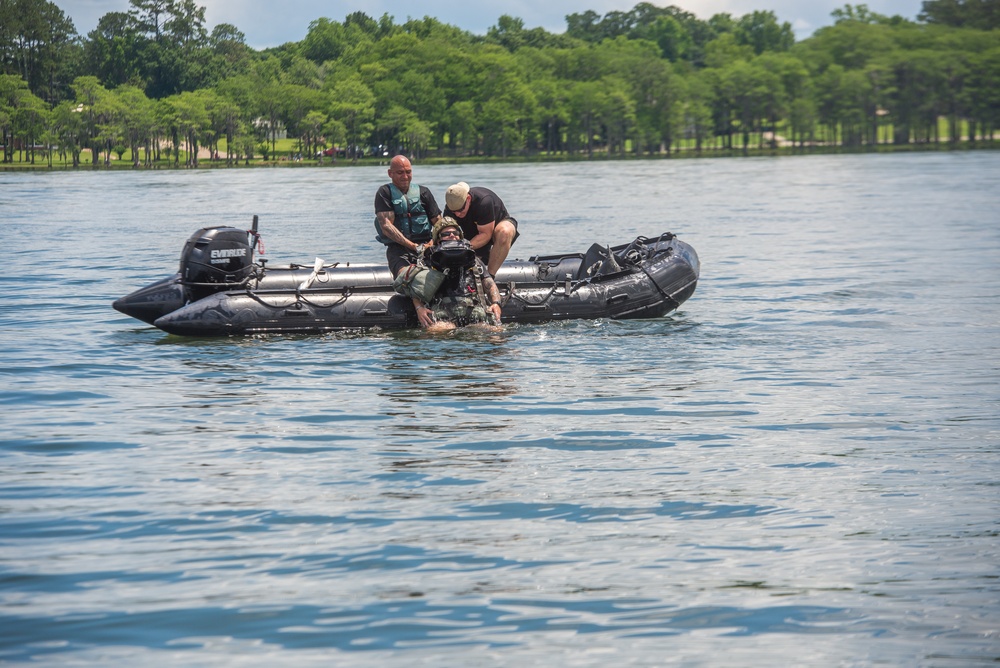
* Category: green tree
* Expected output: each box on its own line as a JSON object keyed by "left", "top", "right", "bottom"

{"left": 206, "top": 23, "right": 254, "bottom": 82}
{"left": 832, "top": 3, "right": 891, "bottom": 24}
{"left": 85, "top": 12, "right": 143, "bottom": 89}
{"left": 704, "top": 33, "right": 754, "bottom": 69}
{"left": 487, "top": 15, "right": 527, "bottom": 52}
{"left": 299, "top": 109, "right": 326, "bottom": 156}
{"left": 92, "top": 85, "right": 125, "bottom": 165}
{"left": 566, "top": 11, "right": 603, "bottom": 42}
{"left": 565, "top": 3, "right": 727, "bottom": 66}
{"left": 401, "top": 115, "right": 432, "bottom": 158}
{"left": 590, "top": 38, "right": 678, "bottom": 153}
{"left": 756, "top": 52, "right": 812, "bottom": 144}
{"left": 1, "top": 73, "right": 48, "bottom": 162}
{"left": 887, "top": 49, "right": 949, "bottom": 143}
{"left": 249, "top": 57, "right": 284, "bottom": 156}
{"left": 964, "top": 45, "right": 1000, "bottom": 139}
{"left": 50, "top": 98, "right": 84, "bottom": 165}
{"left": 597, "top": 76, "right": 636, "bottom": 154}
{"left": 682, "top": 72, "right": 715, "bottom": 151}
{"left": 321, "top": 116, "right": 347, "bottom": 157}
{"left": 648, "top": 15, "right": 693, "bottom": 62}
{"left": 285, "top": 55, "right": 323, "bottom": 88}
{"left": 920, "top": 0, "right": 1000, "bottom": 30}
{"left": 799, "top": 17, "right": 896, "bottom": 70}
{"left": 165, "top": 0, "right": 207, "bottom": 47}
{"left": 281, "top": 83, "right": 323, "bottom": 155}
{"left": 568, "top": 80, "right": 605, "bottom": 156}
{"left": 115, "top": 83, "right": 154, "bottom": 165}
{"left": 327, "top": 74, "right": 375, "bottom": 160}
{"left": 480, "top": 80, "right": 536, "bottom": 158}
{"left": 0, "top": 0, "right": 79, "bottom": 104}
{"left": 815, "top": 63, "right": 848, "bottom": 144}
{"left": 164, "top": 88, "right": 208, "bottom": 165}
{"left": 532, "top": 78, "right": 571, "bottom": 154}
{"left": 129, "top": 0, "right": 171, "bottom": 40}
{"left": 716, "top": 59, "right": 781, "bottom": 151}
{"left": 0, "top": 74, "right": 27, "bottom": 162}
{"left": 125, "top": 0, "right": 212, "bottom": 97}
{"left": 13, "top": 84, "right": 49, "bottom": 163}
{"left": 71, "top": 75, "right": 115, "bottom": 165}
{"left": 735, "top": 10, "right": 795, "bottom": 55}
{"left": 301, "top": 17, "right": 349, "bottom": 64}
{"left": 838, "top": 68, "right": 876, "bottom": 144}
{"left": 446, "top": 99, "right": 477, "bottom": 155}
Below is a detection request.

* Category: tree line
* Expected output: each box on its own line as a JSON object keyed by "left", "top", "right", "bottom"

{"left": 1, "top": 0, "right": 999, "bottom": 166}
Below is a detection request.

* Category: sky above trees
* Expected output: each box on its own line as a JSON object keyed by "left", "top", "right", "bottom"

{"left": 61, "top": 0, "right": 923, "bottom": 48}
{"left": 5, "top": 0, "right": 996, "bottom": 168}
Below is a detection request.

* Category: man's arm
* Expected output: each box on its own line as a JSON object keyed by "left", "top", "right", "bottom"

{"left": 484, "top": 275, "right": 502, "bottom": 322}
{"left": 377, "top": 211, "right": 421, "bottom": 251}
{"left": 469, "top": 221, "right": 495, "bottom": 250}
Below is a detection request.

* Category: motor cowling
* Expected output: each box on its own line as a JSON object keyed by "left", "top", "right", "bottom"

{"left": 179, "top": 226, "right": 254, "bottom": 287}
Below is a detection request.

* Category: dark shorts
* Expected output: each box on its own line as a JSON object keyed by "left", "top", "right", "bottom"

{"left": 386, "top": 243, "right": 421, "bottom": 277}
{"left": 476, "top": 217, "right": 519, "bottom": 265}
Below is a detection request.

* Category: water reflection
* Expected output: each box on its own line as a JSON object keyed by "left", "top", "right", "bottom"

{"left": 378, "top": 329, "right": 520, "bottom": 404}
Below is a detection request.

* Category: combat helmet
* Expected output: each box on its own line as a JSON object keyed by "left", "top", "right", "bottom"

{"left": 432, "top": 217, "right": 464, "bottom": 243}
{"left": 429, "top": 217, "right": 476, "bottom": 269}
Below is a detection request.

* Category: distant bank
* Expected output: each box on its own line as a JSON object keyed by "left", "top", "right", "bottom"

{"left": 4, "top": 139, "right": 998, "bottom": 171}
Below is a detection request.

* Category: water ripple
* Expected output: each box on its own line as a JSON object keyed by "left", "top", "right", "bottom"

{"left": 2, "top": 154, "right": 998, "bottom": 665}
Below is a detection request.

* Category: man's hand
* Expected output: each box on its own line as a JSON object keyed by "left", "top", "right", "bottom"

{"left": 416, "top": 305, "right": 436, "bottom": 328}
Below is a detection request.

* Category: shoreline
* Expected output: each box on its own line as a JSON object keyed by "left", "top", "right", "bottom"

{"left": 3, "top": 140, "right": 998, "bottom": 171}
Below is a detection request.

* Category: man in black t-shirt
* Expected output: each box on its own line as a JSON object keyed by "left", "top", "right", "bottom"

{"left": 374, "top": 155, "right": 442, "bottom": 276}
{"left": 443, "top": 182, "right": 519, "bottom": 276}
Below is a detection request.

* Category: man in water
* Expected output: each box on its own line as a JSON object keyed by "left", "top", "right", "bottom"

{"left": 374, "top": 155, "right": 442, "bottom": 276}
{"left": 416, "top": 217, "right": 502, "bottom": 332}
{"left": 443, "top": 182, "right": 519, "bottom": 277}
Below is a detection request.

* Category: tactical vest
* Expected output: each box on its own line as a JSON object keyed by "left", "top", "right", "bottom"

{"left": 375, "top": 184, "right": 432, "bottom": 244}
{"left": 430, "top": 265, "right": 492, "bottom": 326}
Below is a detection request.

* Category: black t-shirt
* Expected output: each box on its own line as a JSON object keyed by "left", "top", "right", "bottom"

{"left": 443, "top": 186, "right": 510, "bottom": 242}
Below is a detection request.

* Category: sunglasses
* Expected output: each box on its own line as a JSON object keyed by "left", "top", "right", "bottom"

{"left": 439, "top": 230, "right": 460, "bottom": 239}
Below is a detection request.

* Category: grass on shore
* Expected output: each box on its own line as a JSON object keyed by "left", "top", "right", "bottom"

{"left": 3, "top": 124, "right": 997, "bottom": 170}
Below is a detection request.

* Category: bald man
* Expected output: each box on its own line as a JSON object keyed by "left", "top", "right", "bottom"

{"left": 373, "top": 155, "right": 443, "bottom": 276}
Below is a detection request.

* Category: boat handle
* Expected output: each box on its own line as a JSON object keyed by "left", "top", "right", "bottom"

{"left": 522, "top": 304, "right": 549, "bottom": 311}
{"left": 608, "top": 293, "right": 629, "bottom": 305}
{"left": 363, "top": 309, "right": 389, "bottom": 316}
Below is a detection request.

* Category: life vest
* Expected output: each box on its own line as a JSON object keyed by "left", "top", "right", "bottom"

{"left": 375, "top": 183, "right": 432, "bottom": 244}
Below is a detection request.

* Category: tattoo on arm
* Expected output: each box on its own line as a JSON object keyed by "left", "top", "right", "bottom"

{"left": 486, "top": 278, "right": 500, "bottom": 304}
{"left": 378, "top": 212, "right": 408, "bottom": 246}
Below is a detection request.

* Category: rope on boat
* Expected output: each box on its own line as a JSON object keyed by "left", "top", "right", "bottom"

{"left": 242, "top": 284, "right": 353, "bottom": 311}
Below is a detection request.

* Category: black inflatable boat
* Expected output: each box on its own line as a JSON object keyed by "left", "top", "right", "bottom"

{"left": 113, "top": 217, "right": 699, "bottom": 336}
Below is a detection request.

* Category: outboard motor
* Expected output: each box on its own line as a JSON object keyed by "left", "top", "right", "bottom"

{"left": 179, "top": 226, "right": 255, "bottom": 298}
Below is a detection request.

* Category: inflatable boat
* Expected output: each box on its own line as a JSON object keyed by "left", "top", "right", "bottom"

{"left": 113, "top": 217, "right": 699, "bottom": 336}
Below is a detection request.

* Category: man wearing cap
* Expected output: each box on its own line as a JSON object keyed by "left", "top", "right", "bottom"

{"left": 374, "top": 155, "right": 443, "bottom": 276}
{"left": 443, "top": 182, "right": 519, "bottom": 277}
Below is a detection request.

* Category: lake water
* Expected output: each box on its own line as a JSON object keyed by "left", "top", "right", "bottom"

{"left": 1, "top": 152, "right": 998, "bottom": 666}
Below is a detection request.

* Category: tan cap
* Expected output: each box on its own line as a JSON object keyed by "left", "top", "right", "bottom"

{"left": 445, "top": 182, "right": 470, "bottom": 211}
